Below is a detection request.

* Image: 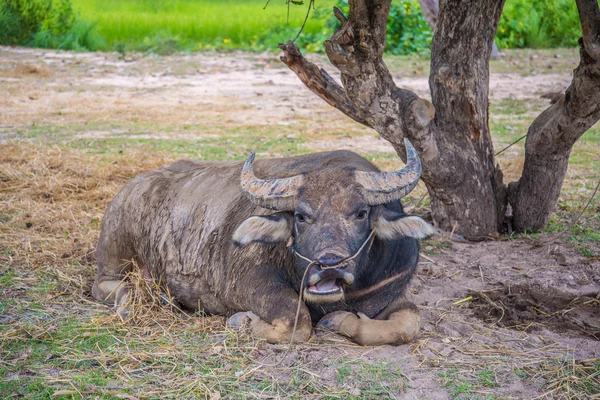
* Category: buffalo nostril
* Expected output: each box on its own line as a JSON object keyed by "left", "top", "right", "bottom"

{"left": 317, "top": 255, "right": 346, "bottom": 267}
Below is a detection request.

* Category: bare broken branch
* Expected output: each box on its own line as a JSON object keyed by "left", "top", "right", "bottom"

{"left": 281, "top": 0, "right": 433, "bottom": 145}
{"left": 323, "top": 0, "right": 433, "bottom": 140}
{"left": 332, "top": 6, "right": 346, "bottom": 23}
{"left": 279, "top": 41, "right": 368, "bottom": 126}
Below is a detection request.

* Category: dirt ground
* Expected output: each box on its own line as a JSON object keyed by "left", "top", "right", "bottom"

{"left": 1, "top": 46, "right": 599, "bottom": 399}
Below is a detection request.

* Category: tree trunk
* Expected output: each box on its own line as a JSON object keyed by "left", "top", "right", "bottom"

{"left": 279, "top": 0, "right": 600, "bottom": 237}
{"left": 423, "top": 0, "right": 506, "bottom": 236}
{"left": 417, "top": 0, "right": 500, "bottom": 58}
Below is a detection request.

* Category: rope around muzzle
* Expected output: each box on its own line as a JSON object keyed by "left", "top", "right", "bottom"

{"left": 289, "top": 229, "right": 376, "bottom": 340}
{"left": 293, "top": 230, "right": 376, "bottom": 269}
{"left": 287, "top": 230, "right": 376, "bottom": 346}
{"left": 251, "top": 230, "right": 376, "bottom": 367}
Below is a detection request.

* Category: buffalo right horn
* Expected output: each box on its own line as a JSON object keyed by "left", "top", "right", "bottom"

{"left": 240, "top": 153, "right": 303, "bottom": 211}
{"left": 354, "top": 138, "right": 422, "bottom": 205}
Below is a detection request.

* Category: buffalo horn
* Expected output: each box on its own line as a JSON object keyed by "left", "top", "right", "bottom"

{"left": 240, "top": 153, "right": 303, "bottom": 210}
{"left": 355, "top": 138, "right": 422, "bottom": 205}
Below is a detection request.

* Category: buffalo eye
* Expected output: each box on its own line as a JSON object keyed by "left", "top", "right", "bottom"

{"left": 295, "top": 213, "right": 307, "bottom": 223}
{"left": 355, "top": 210, "right": 368, "bottom": 220}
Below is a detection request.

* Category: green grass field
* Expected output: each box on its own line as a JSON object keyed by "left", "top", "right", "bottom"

{"left": 71, "top": 0, "right": 335, "bottom": 52}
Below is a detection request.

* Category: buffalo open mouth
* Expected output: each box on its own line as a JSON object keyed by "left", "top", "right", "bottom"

{"left": 304, "top": 267, "right": 354, "bottom": 300}
{"left": 307, "top": 278, "right": 343, "bottom": 295}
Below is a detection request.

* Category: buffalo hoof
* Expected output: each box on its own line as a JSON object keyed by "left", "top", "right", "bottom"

{"left": 226, "top": 311, "right": 258, "bottom": 329}
{"left": 316, "top": 311, "right": 356, "bottom": 332}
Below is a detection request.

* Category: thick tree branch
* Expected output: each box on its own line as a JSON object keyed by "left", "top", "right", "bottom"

{"left": 323, "top": 0, "right": 434, "bottom": 143}
{"left": 509, "top": 33, "right": 600, "bottom": 231}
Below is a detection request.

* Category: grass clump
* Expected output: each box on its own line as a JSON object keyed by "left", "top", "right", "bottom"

{"left": 439, "top": 366, "right": 506, "bottom": 400}
{"left": 439, "top": 368, "right": 477, "bottom": 398}
{"left": 524, "top": 356, "right": 600, "bottom": 399}
{"left": 331, "top": 358, "right": 407, "bottom": 396}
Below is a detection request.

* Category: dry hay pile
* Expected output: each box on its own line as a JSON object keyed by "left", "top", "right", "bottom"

{"left": 0, "top": 142, "right": 235, "bottom": 386}
{"left": 0, "top": 141, "right": 175, "bottom": 302}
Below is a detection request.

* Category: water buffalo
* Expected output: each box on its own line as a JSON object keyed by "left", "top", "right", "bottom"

{"left": 92, "top": 139, "right": 434, "bottom": 345}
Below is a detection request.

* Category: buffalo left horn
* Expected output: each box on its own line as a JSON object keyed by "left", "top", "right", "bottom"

{"left": 240, "top": 152, "right": 303, "bottom": 210}
{"left": 355, "top": 138, "right": 422, "bottom": 205}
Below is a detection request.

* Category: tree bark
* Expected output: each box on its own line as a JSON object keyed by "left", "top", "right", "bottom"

{"left": 508, "top": 0, "right": 600, "bottom": 232}
{"left": 417, "top": 0, "right": 500, "bottom": 58}
{"left": 425, "top": 0, "right": 506, "bottom": 236}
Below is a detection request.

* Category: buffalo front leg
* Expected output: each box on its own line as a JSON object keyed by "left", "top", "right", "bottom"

{"left": 228, "top": 309, "right": 312, "bottom": 344}
{"left": 227, "top": 276, "right": 312, "bottom": 344}
{"left": 92, "top": 274, "right": 131, "bottom": 318}
{"left": 317, "top": 299, "right": 420, "bottom": 346}
{"left": 92, "top": 215, "right": 137, "bottom": 319}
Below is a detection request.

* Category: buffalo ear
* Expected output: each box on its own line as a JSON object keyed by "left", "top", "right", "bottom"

{"left": 373, "top": 208, "right": 435, "bottom": 240}
{"left": 233, "top": 212, "right": 293, "bottom": 246}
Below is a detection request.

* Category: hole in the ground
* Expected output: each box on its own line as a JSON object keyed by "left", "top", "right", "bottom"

{"left": 468, "top": 284, "right": 600, "bottom": 340}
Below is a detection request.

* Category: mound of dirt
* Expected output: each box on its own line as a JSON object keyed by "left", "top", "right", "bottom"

{"left": 469, "top": 284, "right": 600, "bottom": 340}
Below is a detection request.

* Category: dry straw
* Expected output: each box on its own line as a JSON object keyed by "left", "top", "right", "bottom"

{"left": 0, "top": 142, "right": 173, "bottom": 287}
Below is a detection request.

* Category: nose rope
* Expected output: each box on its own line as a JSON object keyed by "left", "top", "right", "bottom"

{"left": 293, "top": 230, "right": 376, "bottom": 269}
{"left": 250, "top": 261, "right": 315, "bottom": 368}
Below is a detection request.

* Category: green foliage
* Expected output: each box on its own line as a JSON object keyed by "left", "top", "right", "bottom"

{"left": 251, "top": 23, "right": 332, "bottom": 53}
{"left": 274, "top": 0, "right": 578, "bottom": 54}
{"left": 0, "top": 0, "right": 102, "bottom": 51}
{"left": 32, "top": 19, "right": 103, "bottom": 50}
{"left": 0, "top": 0, "right": 48, "bottom": 45}
{"left": 41, "top": 0, "right": 75, "bottom": 36}
{"left": 386, "top": 0, "right": 433, "bottom": 55}
{"left": 307, "top": 0, "right": 433, "bottom": 55}
{"left": 138, "top": 31, "right": 183, "bottom": 55}
{"left": 496, "top": 0, "right": 581, "bottom": 49}
{"left": 478, "top": 366, "right": 500, "bottom": 387}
